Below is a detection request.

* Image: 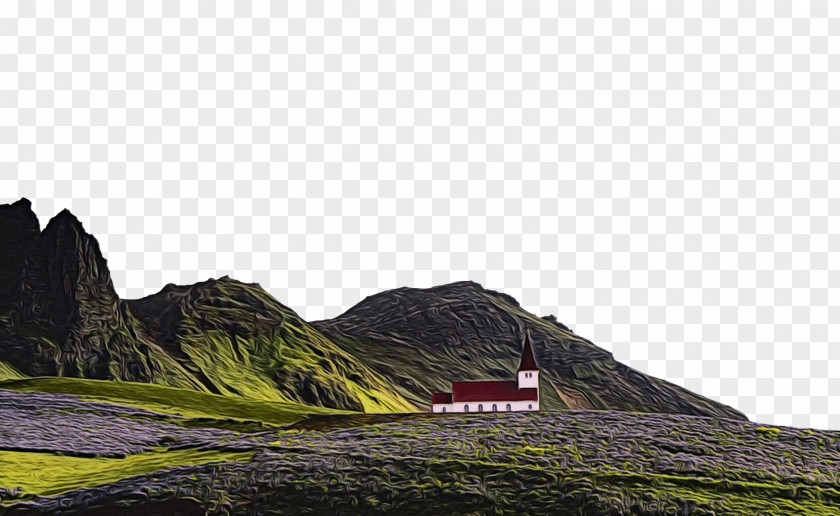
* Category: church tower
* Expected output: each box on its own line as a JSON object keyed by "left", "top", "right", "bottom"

{"left": 517, "top": 330, "right": 540, "bottom": 390}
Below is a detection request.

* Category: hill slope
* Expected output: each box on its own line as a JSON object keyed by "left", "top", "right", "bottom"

{"left": 314, "top": 282, "right": 746, "bottom": 420}
{"left": 124, "top": 277, "right": 414, "bottom": 412}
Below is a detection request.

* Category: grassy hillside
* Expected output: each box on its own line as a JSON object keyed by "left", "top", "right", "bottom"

{"left": 316, "top": 281, "right": 746, "bottom": 420}
{"left": 125, "top": 277, "right": 417, "bottom": 413}
{"left": 1, "top": 277, "right": 418, "bottom": 415}
{"left": 0, "top": 377, "right": 352, "bottom": 427}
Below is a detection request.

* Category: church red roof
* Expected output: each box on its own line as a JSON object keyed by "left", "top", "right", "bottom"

{"left": 517, "top": 331, "right": 539, "bottom": 371}
{"left": 431, "top": 392, "right": 452, "bottom": 404}
{"left": 452, "top": 381, "right": 538, "bottom": 402}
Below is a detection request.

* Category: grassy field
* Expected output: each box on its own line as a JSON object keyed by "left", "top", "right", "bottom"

{"left": 0, "top": 448, "right": 254, "bottom": 500}
{"left": 5, "top": 408, "right": 840, "bottom": 514}
{"left": 1, "top": 375, "right": 836, "bottom": 514}
{"left": 0, "top": 377, "right": 352, "bottom": 427}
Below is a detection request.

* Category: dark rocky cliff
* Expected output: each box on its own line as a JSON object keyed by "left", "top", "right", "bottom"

{"left": 0, "top": 198, "right": 40, "bottom": 316}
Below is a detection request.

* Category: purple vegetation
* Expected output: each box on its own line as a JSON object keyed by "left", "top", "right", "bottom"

{"left": 6, "top": 408, "right": 840, "bottom": 514}
{"left": 0, "top": 390, "right": 268, "bottom": 457}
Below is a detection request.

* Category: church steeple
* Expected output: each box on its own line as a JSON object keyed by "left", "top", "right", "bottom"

{"left": 517, "top": 330, "right": 540, "bottom": 392}
{"left": 517, "top": 330, "right": 539, "bottom": 372}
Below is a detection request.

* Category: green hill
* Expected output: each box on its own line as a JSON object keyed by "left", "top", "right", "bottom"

{"left": 124, "top": 277, "right": 415, "bottom": 413}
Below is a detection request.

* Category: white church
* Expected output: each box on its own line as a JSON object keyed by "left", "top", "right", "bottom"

{"left": 431, "top": 331, "right": 540, "bottom": 413}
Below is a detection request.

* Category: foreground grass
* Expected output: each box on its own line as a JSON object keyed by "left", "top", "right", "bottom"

{"left": 0, "top": 377, "right": 352, "bottom": 427}
{"left": 424, "top": 459, "right": 840, "bottom": 515}
{"left": 0, "top": 448, "right": 254, "bottom": 499}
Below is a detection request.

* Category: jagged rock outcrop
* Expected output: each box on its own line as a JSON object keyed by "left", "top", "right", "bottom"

{"left": 1, "top": 202, "right": 178, "bottom": 381}
{"left": 0, "top": 198, "right": 40, "bottom": 316}
{"left": 15, "top": 209, "right": 125, "bottom": 378}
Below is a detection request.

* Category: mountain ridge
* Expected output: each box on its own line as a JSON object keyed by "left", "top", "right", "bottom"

{"left": 314, "top": 281, "right": 745, "bottom": 419}
{"left": 0, "top": 198, "right": 746, "bottom": 421}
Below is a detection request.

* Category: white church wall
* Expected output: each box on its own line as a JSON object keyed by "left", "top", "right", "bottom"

{"left": 518, "top": 370, "right": 539, "bottom": 389}
{"left": 441, "top": 399, "right": 538, "bottom": 413}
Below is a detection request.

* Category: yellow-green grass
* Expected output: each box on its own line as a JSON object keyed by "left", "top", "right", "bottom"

{"left": 0, "top": 377, "right": 353, "bottom": 427}
{"left": 0, "top": 361, "right": 23, "bottom": 381}
{"left": 176, "top": 326, "right": 418, "bottom": 414}
{"left": 345, "top": 379, "right": 416, "bottom": 413}
{"left": 0, "top": 448, "right": 254, "bottom": 500}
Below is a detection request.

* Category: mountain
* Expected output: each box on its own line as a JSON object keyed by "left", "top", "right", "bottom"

{"left": 314, "top": 282, "right": 746, "bottom": 420}
{"left": 1, "top": 205, "right": 191, "bottom": 383}
{"left": 0, "top": 198, "right": 746, "bottom": 421}
{"left": 0, "top": 199, "right": 413, "bottom": 413}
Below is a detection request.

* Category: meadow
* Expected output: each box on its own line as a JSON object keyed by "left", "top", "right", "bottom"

{"left": 2, "top": 387, "right": 839, "bottom": 515}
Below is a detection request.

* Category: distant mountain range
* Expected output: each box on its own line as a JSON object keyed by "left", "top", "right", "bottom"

{"left": 0, "top": 198, "right": 746, "bottom": 421}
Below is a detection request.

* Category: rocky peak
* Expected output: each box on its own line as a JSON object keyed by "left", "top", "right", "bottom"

{"left": 17, "top": 206, "right": 119, "bottom": 327}
{"left": 0, "top": 198, "right": 41, "bottom": 313}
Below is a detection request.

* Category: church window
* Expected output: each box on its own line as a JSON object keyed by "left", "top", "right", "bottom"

{"left": 492, "top": 404, "right": 497, "bottom": 412}
{"left": 506, "top": 403, "right": 511, "bottom": 411}
{"left": 478, "top": 404, "right": 483, "bottom": 412}
{"left": 464, "top": 404, "right": 469, "bottom": 412}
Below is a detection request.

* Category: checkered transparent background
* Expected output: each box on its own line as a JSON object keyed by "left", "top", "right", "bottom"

{"left": 2, "top": 1, "right": 839, "bottom": 429}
